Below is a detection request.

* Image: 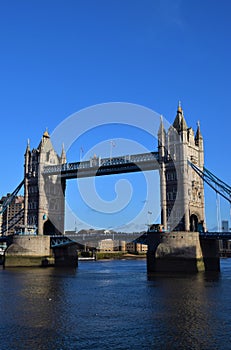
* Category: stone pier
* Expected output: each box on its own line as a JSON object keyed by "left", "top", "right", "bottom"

{"left": 4, "top": 235, "right": 54, "bottom": 267}
{"left": 4, "top": 235, "right": 78, "bottom": 268}
{"left": 146, "top": 231, "right": 220, "bottom": 273}
{"left": 52, "top": 244, "right": 78, "bottom": 267}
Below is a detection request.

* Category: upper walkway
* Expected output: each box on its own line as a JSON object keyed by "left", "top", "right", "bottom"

{"left": 43, "top": 152, "right": 159, "bottom": 179}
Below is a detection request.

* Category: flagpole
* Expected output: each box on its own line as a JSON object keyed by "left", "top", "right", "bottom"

{"left": 80, "top": 147, "right": 83, "bottom": 161}
{"left": 110, "top": 141, "right": 112, "bottom": 159}
{"left": 110, "top": 140, "right": 115, "bottom": 159}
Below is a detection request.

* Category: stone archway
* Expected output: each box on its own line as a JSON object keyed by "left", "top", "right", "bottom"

{"left": 43, "top": 219, "right": 57, "bottom": 235}
{"left": 190, "top": 214, "right": 199, "bottom": 232}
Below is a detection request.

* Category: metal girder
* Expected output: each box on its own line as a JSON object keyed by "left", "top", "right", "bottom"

{"left": 50, "top": 235, "right": 77, "bottom": 248}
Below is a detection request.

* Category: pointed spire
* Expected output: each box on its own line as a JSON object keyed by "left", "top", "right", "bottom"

{"left": 38, "top": 129, "right": 51, "bottom": 151}
{"left": 177, "top": 100, "right": 182, "bottom": 113}
{"left": 173, "top": 102, "right": 182, "bottom": 132}
{"left": 24, "top": 138, "right": 30, "bottom": 156}
{"left": 173, "top": 101, "right": 187, "bottom": 132}
{"left": 43, "top": 128, "right": 50, "bottom": 138}
{"left": 158, "top": 115, "right": 166, "bottom": 135}
{"left": 60, "top": 143, "right": 66, "bottom": 164}
{"left": 26, "top": 139, "right": 30, "bottom": 151}
{"left": 158, "top": 115, "right": 166, "bottom": 158}
{"left": 195, "top": 120, "right": 203, "bottom": 145}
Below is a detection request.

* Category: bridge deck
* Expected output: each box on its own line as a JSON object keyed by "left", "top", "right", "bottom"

{"left": 200, "top": 232, "right": 231, "bottom": 240}
{"left": 43, "top": 152, "right": 159, "bottom": 179}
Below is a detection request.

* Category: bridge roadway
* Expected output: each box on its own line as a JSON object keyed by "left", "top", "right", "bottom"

{"left": 51, "top": 231, "right": 231, "bottom": 248}
{"left": 51, "top": 231, "right": 231, "bottom": 249}
{"left": 50, "top": 232, "right": 145, "bottom": 248}
{"left": 43, "top": 152, "right": 159, "bottom": 179}
{"left": 1, "top": 232, "right": 231, "bottom": 243}
{"left": 1, "top": 232, "right": 231, "bottom": 251}
{"left": 199, "top": 232, "right": 231, "bottom": 240}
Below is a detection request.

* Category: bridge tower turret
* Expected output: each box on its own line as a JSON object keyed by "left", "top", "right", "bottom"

{"left": 158, "top": 116, "right": 167, "bottom": 230}
{"left": 24, "top": 139, "right": 30, "bottom": 231}
{"left": 161, "top": 103, "right": 206, "bottom": 232}
{"left": 24, "top": 131, "right": 66, "bottom": 235}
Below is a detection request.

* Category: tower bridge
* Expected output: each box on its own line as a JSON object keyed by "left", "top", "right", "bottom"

{"left": 1, "top": 103, "right": 230, "bottom": 271}
{"left": 22, "top": 103, "right": 205, "bottom": 237}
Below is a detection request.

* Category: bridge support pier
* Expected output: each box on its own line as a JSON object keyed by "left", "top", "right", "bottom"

{"left": 4, "top": 235, "right": 54, "bottom": 267}
{"left": 52, "top": 244, "right": 78, "bottom": 267}
{"left": 147, "top": 231, "right": 220, "bottom": 273}
{"left": 3, "top": 235, "right": 78, "bottom": 268}
{"left": 199, "top": 237, "right": 220, "bottom": 272}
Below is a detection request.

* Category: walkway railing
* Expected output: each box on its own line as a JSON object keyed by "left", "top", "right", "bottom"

{"left": 43, "top": 152, "right": 159, "bottom": 178}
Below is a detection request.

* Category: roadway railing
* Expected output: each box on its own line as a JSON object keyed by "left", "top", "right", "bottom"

{"left": 43, "top": 152, "right": 159, "bottom": 176}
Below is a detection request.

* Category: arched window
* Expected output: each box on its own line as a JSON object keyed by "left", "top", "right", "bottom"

{"left": 190, "top": 214, "right": 198, "bottom": 232}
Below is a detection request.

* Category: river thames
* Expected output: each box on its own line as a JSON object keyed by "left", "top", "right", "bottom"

{"left": 0, "top": 258, "right": 231, "bottom": 350}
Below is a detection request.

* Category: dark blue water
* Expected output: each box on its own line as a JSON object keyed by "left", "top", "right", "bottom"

{"left": 0, "top": 259, "right": 231, "bottom": 350}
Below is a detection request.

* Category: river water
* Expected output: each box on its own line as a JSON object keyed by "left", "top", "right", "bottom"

{"left": 0, "top": 258, "right": 231, "bottom": 350}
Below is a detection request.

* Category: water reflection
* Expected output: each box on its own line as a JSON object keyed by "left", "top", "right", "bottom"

{"left": 0, "top": 260, "right": 231, "bottom": 350}
{"left": 0, "top": 267, "right": 77, "bottom": 350}
{"left": 146, "top": 272, "right": 221, "bottom": 349}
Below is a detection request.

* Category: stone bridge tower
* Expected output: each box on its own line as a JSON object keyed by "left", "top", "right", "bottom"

{"left": 158, "top": 103, "right": 205, "bottom": 232}
{"left": 24, "top": 131, "right": 66, "bottom": 235}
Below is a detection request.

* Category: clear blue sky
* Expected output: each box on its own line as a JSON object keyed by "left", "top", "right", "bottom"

{"left": 0, "top": 0, "right": 231, "bottom": 232}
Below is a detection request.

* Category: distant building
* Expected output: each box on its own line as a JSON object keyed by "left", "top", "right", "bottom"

{"left": 0, "top": 204, "right": 2, "bottom": 235}
{"left": 97, "top": 239, "right": 115, "bottom": 251}
{"left": 219, "top": 220, "right": 231, "bottom": 256}
{"left": 126, "top": 242, "right": 148, "bottom": 254}
{"left": 0, "top": 195, "right": 24, "bottom": 235}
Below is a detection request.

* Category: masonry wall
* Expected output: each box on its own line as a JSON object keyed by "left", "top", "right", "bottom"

{"left": 4, "top": 235, "right": 53, "bottom": 267}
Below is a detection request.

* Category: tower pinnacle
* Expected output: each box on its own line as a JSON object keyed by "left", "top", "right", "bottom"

{"left": 158, "top": 115, "right": 165, "bottom": 134}
{"left": 195, "top": 120, "right": 203, "bottom": 146}
{"left": 61, "top": 143, "right": 66, "bottom": 163}
{"left": 43, "top": 128, "right": 50, "bottom": 138}
{"left": 173, "top": 101, "right": 187, "bottom": 132}
{"left": 177, "top": 100, "right": 182, "bottom": 113}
